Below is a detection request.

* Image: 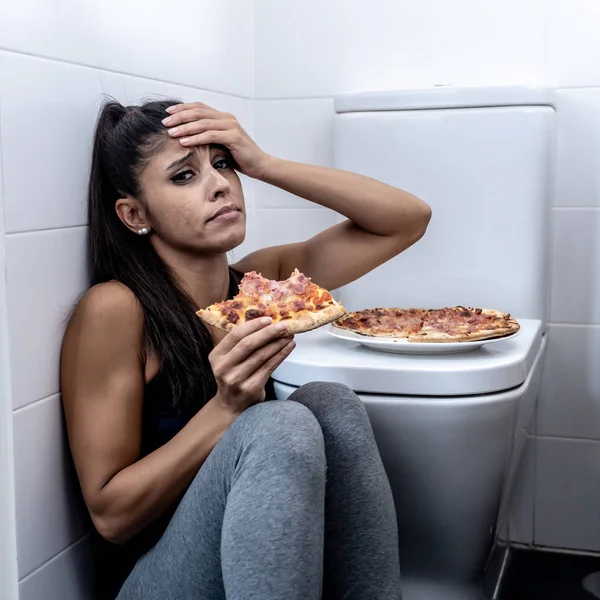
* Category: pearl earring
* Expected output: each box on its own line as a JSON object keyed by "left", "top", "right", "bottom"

{"left": 138, "top": 227, "right": 149, "bottom": 235}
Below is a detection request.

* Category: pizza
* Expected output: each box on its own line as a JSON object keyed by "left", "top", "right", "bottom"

{"left": 197, "top": 269, "right": 346, "bottom": 335}
{"left": 333, "top": 308, "right": 426, "bottom": 338}
{"left": 333, "top": 306, "right": 520, "bottom": 343}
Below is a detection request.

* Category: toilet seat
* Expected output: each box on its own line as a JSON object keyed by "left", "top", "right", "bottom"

{"left": 272, "top": 319, "right": 543, "bottom": 397}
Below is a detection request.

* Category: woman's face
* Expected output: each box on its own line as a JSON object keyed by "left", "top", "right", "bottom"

{"left": 134, "top": 138, "right": 246, "bottom": 255}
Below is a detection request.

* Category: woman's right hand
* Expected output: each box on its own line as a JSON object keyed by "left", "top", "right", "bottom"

{"left": 208, "top": 318, "right": 295, "bottom": 415}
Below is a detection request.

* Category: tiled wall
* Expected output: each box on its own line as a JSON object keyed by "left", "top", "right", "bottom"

{"left": 252, "top": 0, "right": 600, "bottom": 555}
{"left": 535, "top": 87, "right": 600, "bottom": 551}
{"left": 0, "top": 1, "right": 253, "bottom": 597}
{"left": 249, "top": 99, "right": 338, "bottom": 250}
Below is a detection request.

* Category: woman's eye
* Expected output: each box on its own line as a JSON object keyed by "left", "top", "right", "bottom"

{"left": 171, "top": 169, "right": 195, "bottom": 184}
{"left": 213, "top": 158, "right": 231, "bottom": 170}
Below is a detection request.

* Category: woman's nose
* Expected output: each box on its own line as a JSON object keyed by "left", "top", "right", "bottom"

{"left": 210, "top": 170, "right": 231, "bottom": 200}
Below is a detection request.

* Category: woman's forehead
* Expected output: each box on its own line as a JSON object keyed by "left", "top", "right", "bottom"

{"left": 150, "top": 140, "right": 227, "bottom": 170}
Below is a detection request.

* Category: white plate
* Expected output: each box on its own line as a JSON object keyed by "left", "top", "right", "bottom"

{"left": 324, "top": 324, "right": 522, "bottom": 355}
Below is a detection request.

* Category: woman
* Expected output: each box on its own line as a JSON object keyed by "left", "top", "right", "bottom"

{"left": 61, "top": 98, "right": 431, "bottom": 600}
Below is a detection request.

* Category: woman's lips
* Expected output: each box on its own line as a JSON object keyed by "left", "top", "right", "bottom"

{"left": 207, "top": 205, "right": 241, "bottom": 223}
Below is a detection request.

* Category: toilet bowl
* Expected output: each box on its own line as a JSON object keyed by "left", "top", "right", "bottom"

{"left": 273, "top": 323, "right": 546, "bottom": 599}
{"left": 272, "top": 86, "right": 554, "bottom": 600}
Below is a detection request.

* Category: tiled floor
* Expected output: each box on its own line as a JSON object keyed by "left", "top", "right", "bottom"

{"left": 503, "top": 549, "right": 600, "bottom": 599}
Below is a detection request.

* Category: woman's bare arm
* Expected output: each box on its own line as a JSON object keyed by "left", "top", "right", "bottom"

{"left": 61, "top": 282, "right": 237, "bottom": 544}
{"left": 235, "top": 158, "right": 431, "bottom": 287}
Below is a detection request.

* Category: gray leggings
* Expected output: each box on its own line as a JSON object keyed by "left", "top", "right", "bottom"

{"left": 117, "top": 382, "right": 401, "bottom": 599}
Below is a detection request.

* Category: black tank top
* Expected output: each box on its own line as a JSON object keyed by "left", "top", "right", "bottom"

{"left": 95, "top": 267, "right": 275, "bottom": 599}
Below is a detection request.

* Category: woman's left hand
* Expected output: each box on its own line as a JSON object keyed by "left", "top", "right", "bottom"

{"left": 162, "top": 102, "right": 272, "bottom": 179}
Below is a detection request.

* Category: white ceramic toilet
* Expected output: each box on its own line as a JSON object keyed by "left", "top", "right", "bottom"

{"left": 273, "top": 87, "right": 553, "bottom": 600}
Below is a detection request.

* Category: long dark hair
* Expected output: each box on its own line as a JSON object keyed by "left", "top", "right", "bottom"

{"left": 88, "top": 98, "right": 217, "bottom": 412}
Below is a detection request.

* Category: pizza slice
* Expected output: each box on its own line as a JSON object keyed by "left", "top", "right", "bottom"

{"left": 409, "top": 307, "right": 520, "bottom": 343}
{"left": 333, "top": 308, "right": 426, "bottom": 338}
{"left": 197, "top": 269, "right": 346, "bottom": 335}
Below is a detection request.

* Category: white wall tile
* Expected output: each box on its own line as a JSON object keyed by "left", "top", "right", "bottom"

{"left": 0, "top": 53, "right": 103, "bottom": 232}
{"left": 535, "top": 437, "right": 600, "bottom": 551}
{"left": 537, "top": 325, "right": 600, "bottom": 439}
{"left": 253, "top": 99, "right": 334, "bottom": 209}
{"left": 550, "top": 209, "right": 600, "bottom": 324}
{"left": 253, "top": 208, "right": 337, "bottom": 251}
{"left": 546, "top": 0, "right": 600, "bottom": 87}
{"left": 254, "top": 0, "right": 546, "bottom": 98}
{"left": 553, "top": 89, "right": 600, "bottom": 207}
{"left": 13, "top": 395, "right": 90, "bottom": 578}
{"left": 0, "top": 0, "right": 253, "bottom": 97}
{"left": 6, "top": 227, "right": 89, "bottom": 410}
{"left": 19, "top": 536, "right": 93, "bottom": 600}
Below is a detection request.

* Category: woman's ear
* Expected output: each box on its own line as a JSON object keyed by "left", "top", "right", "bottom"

{"left": 115, "top": 197, "right": 151, "bottom": 235}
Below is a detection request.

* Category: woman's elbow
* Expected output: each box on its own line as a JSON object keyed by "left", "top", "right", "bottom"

{"left": 417, "top": 202, "right": 432, "bottom": 236}
{"left": 91, "top": 511, "right": 133, "bottom": 545}
{"left": 405, "top": 201, "right": 432, "bottom": 242}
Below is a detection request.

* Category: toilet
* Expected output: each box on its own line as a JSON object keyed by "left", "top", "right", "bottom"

{"left": 272, "top": 87, "right": 553, "bottom": 600}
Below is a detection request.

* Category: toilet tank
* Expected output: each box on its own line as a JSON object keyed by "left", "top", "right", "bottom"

{"left": 334, "top": 87, "right": 554, "bottom": 321}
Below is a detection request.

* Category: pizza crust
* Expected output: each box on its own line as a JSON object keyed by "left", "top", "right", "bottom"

{"left": 408, "top": 327, "right": 518, "bottom": 343}
{"left": 283, "top": 303, "right": 346, "bottom": 335}
{"left": 331, "top": 323, "right": 411, "bottom": 338}
{"left": 196, "top": 306, "right": 236, "bottom": 332}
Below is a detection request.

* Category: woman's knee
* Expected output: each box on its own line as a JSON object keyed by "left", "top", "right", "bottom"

{"left": 288, "top": 382, "right": 377, "bottom": 451}
{"left": 290, "top": 381, "right": 367, "bottom": 420}
{"left": 237, "top": 401, "right": 326, "bottom": 470}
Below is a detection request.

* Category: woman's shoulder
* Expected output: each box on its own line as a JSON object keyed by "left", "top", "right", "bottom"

{"left": 65, "top": 281, "right": 144, "bottom": 343}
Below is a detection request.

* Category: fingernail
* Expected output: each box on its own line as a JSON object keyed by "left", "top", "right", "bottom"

{"left": 165, "top": 106, "right": 177, "bottom": 114}
{"left": 162, "top": 116, "right": 172, "bottom": 125}
{"left": 287, "top": 340, "right": 296, "bottom": 349}
{"left": 180, "top": 138, "right": 190, "bottom": 145}
{"left": 168, "top": 127, "right": 179, "bottom": 136}
{"left": 260, "top": 317, "right": 272, "bottom": 325}
{"left": 275, "top": 322, "right": 288, "bottom": 332}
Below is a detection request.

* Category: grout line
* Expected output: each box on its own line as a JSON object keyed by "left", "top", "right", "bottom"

{"left": 254, "top": 94, "right": 336, "bottom": 101}
{"left": 552, "top": 206, "right": 600, "bottom": 211}
{"left": 552, "top": 84, "right": 600, "bottom": 91}
{"left": 6, "top": 224, "right": 88, "bottom": 236}
{"left": 255, "top": 87, "right": 600, "bottom": 102}
{"left": 13, "top": 392, "right": 61, "bottom": 415}
{"left": 535, "top": 433, "right": 600, "bottom": 444}
{"left": 548, "top": 322, "right": 600, "bottom": 328}
{"left": 0, "top": 48, "right": 253, "bottom": 100}
{"left": 19, "top": 533, "right": 91, "bottom": 582}
{"left": 510, "top": 541, "right": 600, "bottom": 558}
{"left": 255, "top": 86, "right": 600, "bottom": 101}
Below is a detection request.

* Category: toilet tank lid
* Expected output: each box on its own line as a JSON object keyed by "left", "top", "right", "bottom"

{"left": 272, "top": 319, "right": 544, "bottom": 397}
{"left": 334, "top": 85, "right": 553, "bottom": 114}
